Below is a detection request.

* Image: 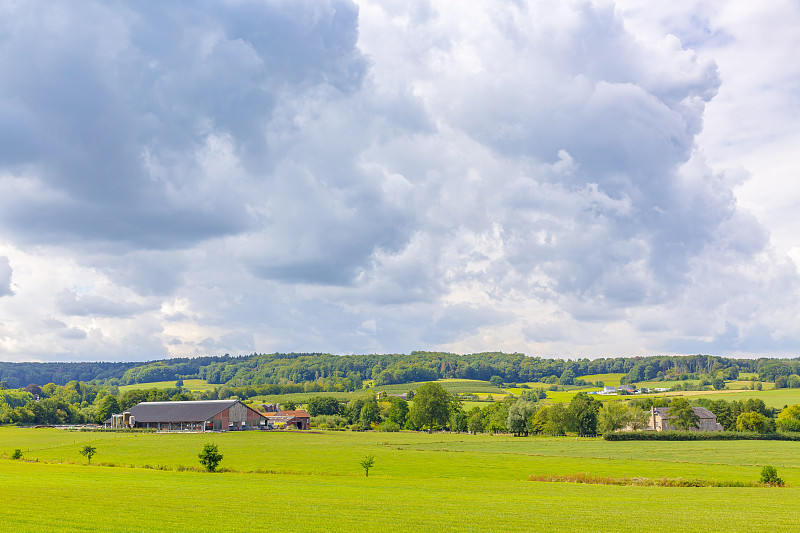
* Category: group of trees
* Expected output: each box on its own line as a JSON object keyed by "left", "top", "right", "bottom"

{"left": 307, "top": 383, "right": 458, "bottom": 432}
{"left": 0, "top": 380, "right": 202, "bottom": 425}
{"left": 3, "top": 353, "right": 799, "bottom": 393}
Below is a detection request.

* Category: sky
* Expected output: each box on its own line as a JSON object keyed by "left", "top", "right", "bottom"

{"left": 0, "top": 0, "right": 799, "bottom": 362}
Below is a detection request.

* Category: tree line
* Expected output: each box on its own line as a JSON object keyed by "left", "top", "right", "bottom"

{"left": 6, "top": 352, "right": 793, "bottom": 391}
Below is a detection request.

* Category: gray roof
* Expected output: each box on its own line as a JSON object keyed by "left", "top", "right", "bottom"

{"left": 125, "top": 400, "right": 242, "bottom": 423}
{"left": 654, "top": 406, "right": 717, "bottom": 420}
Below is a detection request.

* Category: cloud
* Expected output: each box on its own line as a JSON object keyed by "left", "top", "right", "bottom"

{"left": 0, "top": 0, "right": 798, "bottom": 361}
{"left": 0, "top": 0, "right": 367, "bottom": 251}
{"left": 56, "top": 289, "right": 149, "bottom": 318}
{"left": 0, "top": 256, "right": 12, "bottom": 297}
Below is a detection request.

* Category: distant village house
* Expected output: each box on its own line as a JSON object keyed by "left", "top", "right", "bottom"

{"left": 648, "top": 406, "right": 724, "bottom": 431}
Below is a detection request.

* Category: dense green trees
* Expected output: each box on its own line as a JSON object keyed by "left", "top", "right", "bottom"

{"left": 95, "top": 395, "right": 120, "bottom": 424}
{"left": 386, "top": 397, "right": 409, "bottom": 427}
{"left": 777, "top": 405, "right": 800, "bottom": 432}
{"left": 506, "top": 398, "right": 536, "bottom": 436}
{"left": 666, "top": 398, "right": 700, "bottom": 430}
{"left": 306, "top": 396, "right": 343, "bottom": 416}
{"left": 568, "top": 393, "right": 599, "bottom": 436}
{"left": 736, "top": 412, "right": 773, "bottom": 432}
{"left": 359, "top": 399, "right": 381, "bottom": 430}
{"left": 598, "top": 401, "right": 630, "bottom": 433}
{"left": 409, "top": 382, "right": 456, "bottom": 432}
{"left": 0, "top": 353, "right": 789, "bottom": 393}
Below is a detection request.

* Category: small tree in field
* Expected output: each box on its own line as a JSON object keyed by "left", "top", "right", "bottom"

{"left": 360, "top": 455, "right": 375, "bottom": 477}
{"left": 198, "top": 443, "right": 223, "bottom": 472}
{"left": 760, "top": 465, "right": 784, "bottom": 486}
{"left": 79, "top": 445, "right": 97, "bottom": 464}
{"left": 11, "top": 449, "right": 22, "bottom": 460}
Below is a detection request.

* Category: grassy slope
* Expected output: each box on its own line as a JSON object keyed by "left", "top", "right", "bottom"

{"left": 2, "top": 428, "right": 799, "bottom": 531}
{"left": 581, "top": 373, "right": 626, "bottom": 386}
{"left": 117, "top": 379, "right": 217, "bottom": 393}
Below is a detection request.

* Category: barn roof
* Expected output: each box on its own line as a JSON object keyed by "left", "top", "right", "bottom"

{"left": 126, "top": 400, "right": 241, "bottom": 423}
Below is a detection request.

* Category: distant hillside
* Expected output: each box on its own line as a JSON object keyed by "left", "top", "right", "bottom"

{"left": 2, "top": 351, "right": 791, "bottom": 391}
{"left": 0, "top": 361, "right": 138, "bottom": 388}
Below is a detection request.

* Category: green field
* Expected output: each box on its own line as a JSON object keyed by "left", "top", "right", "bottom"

{"left": 655, "top": 388, "right": 800, "bottom": 409}
{"left": 581, "top": 373, "right": 626, "bottom": 386}
{"left": 377, "top": 379, "right": 506, "bottom": 395}
{"left": 118, "top": 379, "right": 217, "bottom": 393}
{"left": 1, "top": 427, "right": 799, "bottom": 531}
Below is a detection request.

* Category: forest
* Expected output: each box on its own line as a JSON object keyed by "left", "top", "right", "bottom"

{"left": 2, "top": 352, "right": 800, "bottom": 390}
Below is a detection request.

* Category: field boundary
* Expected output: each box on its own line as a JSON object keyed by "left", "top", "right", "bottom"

{"left": 528, "top": 473, "right": 777, "bottom": 488}
{"left": 604, "top": 430, "right": 800, "bottom": 441}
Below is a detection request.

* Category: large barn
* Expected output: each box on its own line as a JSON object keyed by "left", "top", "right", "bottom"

{"left": 111, "top": 399, "right": 267, "bottom": 431}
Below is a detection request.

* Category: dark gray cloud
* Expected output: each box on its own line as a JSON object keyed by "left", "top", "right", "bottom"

{"left": 56, "top": 289, "right": 149, "bottom": 317}
{"left": 0, "top": 0, "right": 367, "bottom": 251}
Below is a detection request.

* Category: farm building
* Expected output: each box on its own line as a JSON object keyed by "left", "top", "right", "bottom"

{"left": 111, "top": 399, "right": 267, "bottom": 431}
{"left": 260, "top": 404, "right": 311, "bottom": 430}
{"left": 648, "top": 406, "right": 724, "bottom": 431}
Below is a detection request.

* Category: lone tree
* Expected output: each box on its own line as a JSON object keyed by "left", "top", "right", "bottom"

{"left": 568, "top": 392, "right": 600, "bottom": 436}
{"left": 760, "top": 465, "right": 784, "bottom": 486}
{"left": 359, "top": 455, "right": 375, "bottom": 477}
{"left": 79, "top": 445, "right": 97, "bottom": 464}
{"left": 597, "top": 401, "right": 631, "bottom": 434}
{"left": 198, "top": 443, "right": 223, "bottom": 472}
{"left": 409, "top": 382, "right": 455, "bottom": 433}
{"left": 507, "top": 398, "right": 536, "bottom": 436}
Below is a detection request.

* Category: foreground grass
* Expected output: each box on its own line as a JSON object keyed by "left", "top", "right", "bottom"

{"left": 3, "top": 427, "right": 800, "bottom": 531}
{"left": 1, "top": 459, "right": 797, "bottom": 533}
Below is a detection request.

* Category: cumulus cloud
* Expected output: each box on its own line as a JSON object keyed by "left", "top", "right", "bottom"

{"left": 0, "top": 256, "right": 12, "bottom": 297}
{"left": 56, "top": 289, "right": 150, "bottom": 318}
{"left": 0, "top": 0, "right": 797, "bottom": 361}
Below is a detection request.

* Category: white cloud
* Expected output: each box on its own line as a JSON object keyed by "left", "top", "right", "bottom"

{"left": 0, "top": 256, "right": 12, "bottom": 297}
{"left": 0, "top": 0, "right": 797, "bottom": 361}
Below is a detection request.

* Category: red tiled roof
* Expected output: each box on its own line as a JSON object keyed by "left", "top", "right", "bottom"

{"left": 280, "top": 409, "right": 310, "bottom": 418}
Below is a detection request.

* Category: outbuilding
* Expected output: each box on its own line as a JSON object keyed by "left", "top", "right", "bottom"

{"left": 260, "top": 404, "right": 311, "bottom": 430}
{"left": 111, "top": 399, "right": 267, "bottom": 431}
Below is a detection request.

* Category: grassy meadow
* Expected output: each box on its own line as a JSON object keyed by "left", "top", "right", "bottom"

{"left": 118, "top": 379, "right": 217, "bottom": 394}
{"left": 2, "top": 427, "right": 800, "bottom": 532}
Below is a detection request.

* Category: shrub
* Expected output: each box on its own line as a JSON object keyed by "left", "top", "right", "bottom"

{"left": 376, "top": 421, "right": 400, "bottom": 432}
{"left": 310, "top": 414, "right": 348, "bottom": 429}
{"left": 198, "top": 443, "right": 223, "bottom": 472}
{"left": 11, "top": 449, "right": 22, "bottom": 460}
{"left": 760, "top": 465, "right": 784, "bottom": 486}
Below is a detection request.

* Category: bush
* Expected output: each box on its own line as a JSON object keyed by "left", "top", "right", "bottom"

{"left": 11, "top": 449, "right": 22, "bottom": 460}
{"left": 310, "top": 414, "right": 348, "bottom": 429}
{"left": 760, "top": 465, "right": 784, "bottom": 486}
{"left": 198, "top": 443, "right": 223, "bottom": 472}
{"left": 376, "top": 421, "right": 400, "bottom": 432}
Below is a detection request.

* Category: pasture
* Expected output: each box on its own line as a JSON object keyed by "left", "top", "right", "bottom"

{"left": 581, "top": 373, "right": 626, "bottom": 386}
{"left": 1, "top": 427, "right": 799, "bottom": 532}
{"left": 118, "top": 379, "right": 217, "bottom": 393}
